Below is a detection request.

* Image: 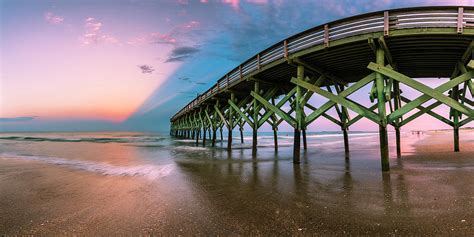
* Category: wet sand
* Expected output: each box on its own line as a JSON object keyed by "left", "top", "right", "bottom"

{"left": 0, "top": 130, "right": 473, "bottom": 235}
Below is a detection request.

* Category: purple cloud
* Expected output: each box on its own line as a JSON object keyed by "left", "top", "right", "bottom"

{"left": 127, "top": 21, "right": 199, "bottom": 46}
{"left": 165, "top": 46, "right": 200, "bottom": 62}
{"left": 80, "top": 17, "right": 119, "bottom": 45}
{"left": 138, "top": 65, "right": 155, "bottom": 74}
{"left": 44, "top": 12, "right": 64, "bottom": 24}
{"left": 0, "top": 116, "right": 37, "bottom": 122}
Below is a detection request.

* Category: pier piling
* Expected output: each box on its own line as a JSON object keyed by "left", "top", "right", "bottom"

{"left": 170, "top": 7, "right": 474, "bottom": 172}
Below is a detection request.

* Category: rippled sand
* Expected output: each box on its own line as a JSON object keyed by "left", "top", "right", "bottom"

{"left": 0, "top": 130, "right": 473, "bottom": 235}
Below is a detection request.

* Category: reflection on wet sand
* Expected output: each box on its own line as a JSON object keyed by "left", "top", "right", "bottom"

{"left": 172, "top": 131, "right": 473, "bottom": 234}
{"left": 0, "top": 130, "right": 472, "bottom": 235}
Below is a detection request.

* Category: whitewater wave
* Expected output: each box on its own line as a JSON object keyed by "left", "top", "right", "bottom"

{"left": 237, "top": 132, "right": 378, "bottom": 141}
{"left": 0, "top": 136, "right": 165, "bottom": 144}
{"left": 0, "top": 153, "right": 173, "bottom": 179}
{"left": 173, "top": 146, "right": 209, "bottom": 151}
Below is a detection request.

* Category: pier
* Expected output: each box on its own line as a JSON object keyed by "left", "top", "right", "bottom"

{"left": 170, "top": 6, "right": 474, "bottom": 171}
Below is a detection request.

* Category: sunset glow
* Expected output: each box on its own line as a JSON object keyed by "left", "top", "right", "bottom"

{"left": 1, "top": 0, "right": 473, "bottom": 131}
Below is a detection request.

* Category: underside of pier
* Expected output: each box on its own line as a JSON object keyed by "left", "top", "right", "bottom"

{"left": 170, "top": 6, "right": 474, "bottom": 171}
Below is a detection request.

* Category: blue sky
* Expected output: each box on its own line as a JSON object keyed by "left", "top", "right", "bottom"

{"left": 1, "top": 0, "right": 472, "bottom": 132}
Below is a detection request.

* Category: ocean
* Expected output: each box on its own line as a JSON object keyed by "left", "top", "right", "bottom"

{"left": 0, "top": 131, "right": 400, "bottom": 179}
{"left": 1, "top": 130, "right": 473, "bottom": 235}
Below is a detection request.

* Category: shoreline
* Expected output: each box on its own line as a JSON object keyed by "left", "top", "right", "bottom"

{"left": 0, "top": 130, "right": 473, "bottom": 235}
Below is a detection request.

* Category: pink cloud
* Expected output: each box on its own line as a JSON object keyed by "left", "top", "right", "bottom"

{"left": 223, "top": 0, "right": 240, "bottom": 10}
{"left": 247, "top": 0, "right": 268, "bottom": 4}
{"left": 221, "top": 0, "right": 268, "bottom": 10}
{"left": 127, "top": 20, "right": 200, "bottom": 46}
{"left": 182, "top": 21, "right": 199, "bottom": 29}
{"left": 44, "top": 12, "right": 64, "bottom": 24}
{"left": 80, "top": 17, "right": 119, "bottom": 45}
{"left": 127, "top": 32, "right": 177, "bottom": 45}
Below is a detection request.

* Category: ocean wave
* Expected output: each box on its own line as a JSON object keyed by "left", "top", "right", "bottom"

{"left": 0, "top": 136, "right": 165, "bottom": 144}
{"left": 0, "top": 153, "right": 173, "bottom": 179}
{"left": 174, "top": 139, "right": 199, "bottom": 143}
{"left": 173, "top": 146, "right": 209, "bottom": 151}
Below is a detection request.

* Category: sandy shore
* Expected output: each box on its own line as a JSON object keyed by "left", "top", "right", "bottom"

{"left": 0, "top": 130, "right": 473, "bottom": 235}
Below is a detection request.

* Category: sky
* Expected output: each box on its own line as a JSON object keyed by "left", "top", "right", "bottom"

{"left": 1, "top": 0, "right": 473, "bottom": 132}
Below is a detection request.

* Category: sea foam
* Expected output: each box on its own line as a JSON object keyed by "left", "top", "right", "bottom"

{"left": 0, "top": 135, "right": 165, "bottom": 144}
{"left": 0, "top": 153, "right": 173, "bottom": 180}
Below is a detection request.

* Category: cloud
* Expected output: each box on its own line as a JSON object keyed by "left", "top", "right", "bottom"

{"left": 223, "top": 0, "right": 240, "bottom": 10}
{"left": 0, "top": 116, "right": 37, "bottom": 122}
{"left": 127, "top": 21, "right": 200, "bottom": 46}
{"left": 44, "top": 12, "right": 64, "bottom": 24}
{"left": 138, "top": 65, "right": 155, "bottom": 74}
{"left": 221, "top": 0, "right": 268, "bottom": 10}
{"left": 128, "top": 32, "right": 177, "bottom": 45}
{"left": 178, "top": 77, "right": 191, "bottom": 81}
{"left": 80, "top": 17, "right": 119, "bottom": 45}
{"left": 165, "top": 46, "right": 200, "bottom": 62}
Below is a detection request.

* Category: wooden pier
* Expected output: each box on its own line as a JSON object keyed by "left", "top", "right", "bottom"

{"left": 170, "top": 6, "right": 474, "bottom": 171}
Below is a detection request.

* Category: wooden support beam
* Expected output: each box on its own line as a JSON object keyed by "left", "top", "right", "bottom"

{"left": 461, "top": 41, "right": 474, "bottom": 64}
{"left": 271, "top": 97, "right": 278, "bottom": 151}
{"left": 343, "top": 127, "right": 349, "bottom": 155}
{"left": 195, "top": 111, "right": 200, "bottom": 145}
{"left": 399, "top": 98, "right": 452, "bottom": 126}
{"left": 327, "top": 85, "right": 344, "bottom": 120}
{"left": 258, "top": 87, "right": 297, "bottom": 127}
{"left": 368, "top": 63, "right": 474, "bottom": 121}
{"left": 452, "top": 71, "right": 461, "bottom": 152}
{"left": 293, "top": 58, "right": 347, "bottom": 86}
{"left": 378, "top": 36, "right": 395, "bottom": 68}
{"left": 459, "top": 117, "right": 473, "bottom": 127}
{"left": 204, "top": 109, "right": 213, "bottom": 129}
{"left": 251, "top": 91, "right": 297, "bottom": 127}
{"left": 305, "top": 103, "right": 343, "bottom": 126}
{"left": 211, "top": 102, "right": 219, "bottom": 147}
{"left": 304, "top": 73, "right": 376, "bottom": 125}
{"left": 393, "top": 78, "right": 402, "bottom": 157}
{"left": 227, "top": 93, "right": 234, "bottom": 151}
{"left": 253, "top": 87, "right": 279, "bottom": 120}
{"left": 368, "top": 38, "right": 376, "bottom": 54}
{"left": 214, "top": 105, "right": 229, "bottom": 129}
{"left": 220, "top": 127, "right": 223, "bottom": 142}
{"left": 238, "top": 87, "right": 278, "bottom": 126}
{"left": 228, "top": 100, "right": 254, "bottom": 128}
{"left": 252, "top": 81, "right": 260, "bottom": 154}
{"left": 463, "top": 98, "right": 474, "bottom": 107}
{"left": 301, "top": 75, "right": 326, "bottom": 107}
{"left": 457, "top": 7, "right": 464, "bottom": 33}
{"left": 375, "top": 47, "right": 390, "bottom": 172}
{"left": 467, "top": 60, "right": 474, "bottom": 70}
{"left": 335, "top": 84, "right": 351, "bottom": 122}
{"left": 335, "top": 85, "right": 351, "bottom": 155}
{"left": 291, "top": 77, "right": 381, "bottom": 125}
{"left": 293, "top": 65, "right": 304, "bottom": 164}
{"left": 457, "top": 61, "right": 474, "bottom": 97}
{"left": 203, "top": 126, "right": 207, "bottom": 146}
{"left": 302, "top": 129, "right": 307, "bottom": 150}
